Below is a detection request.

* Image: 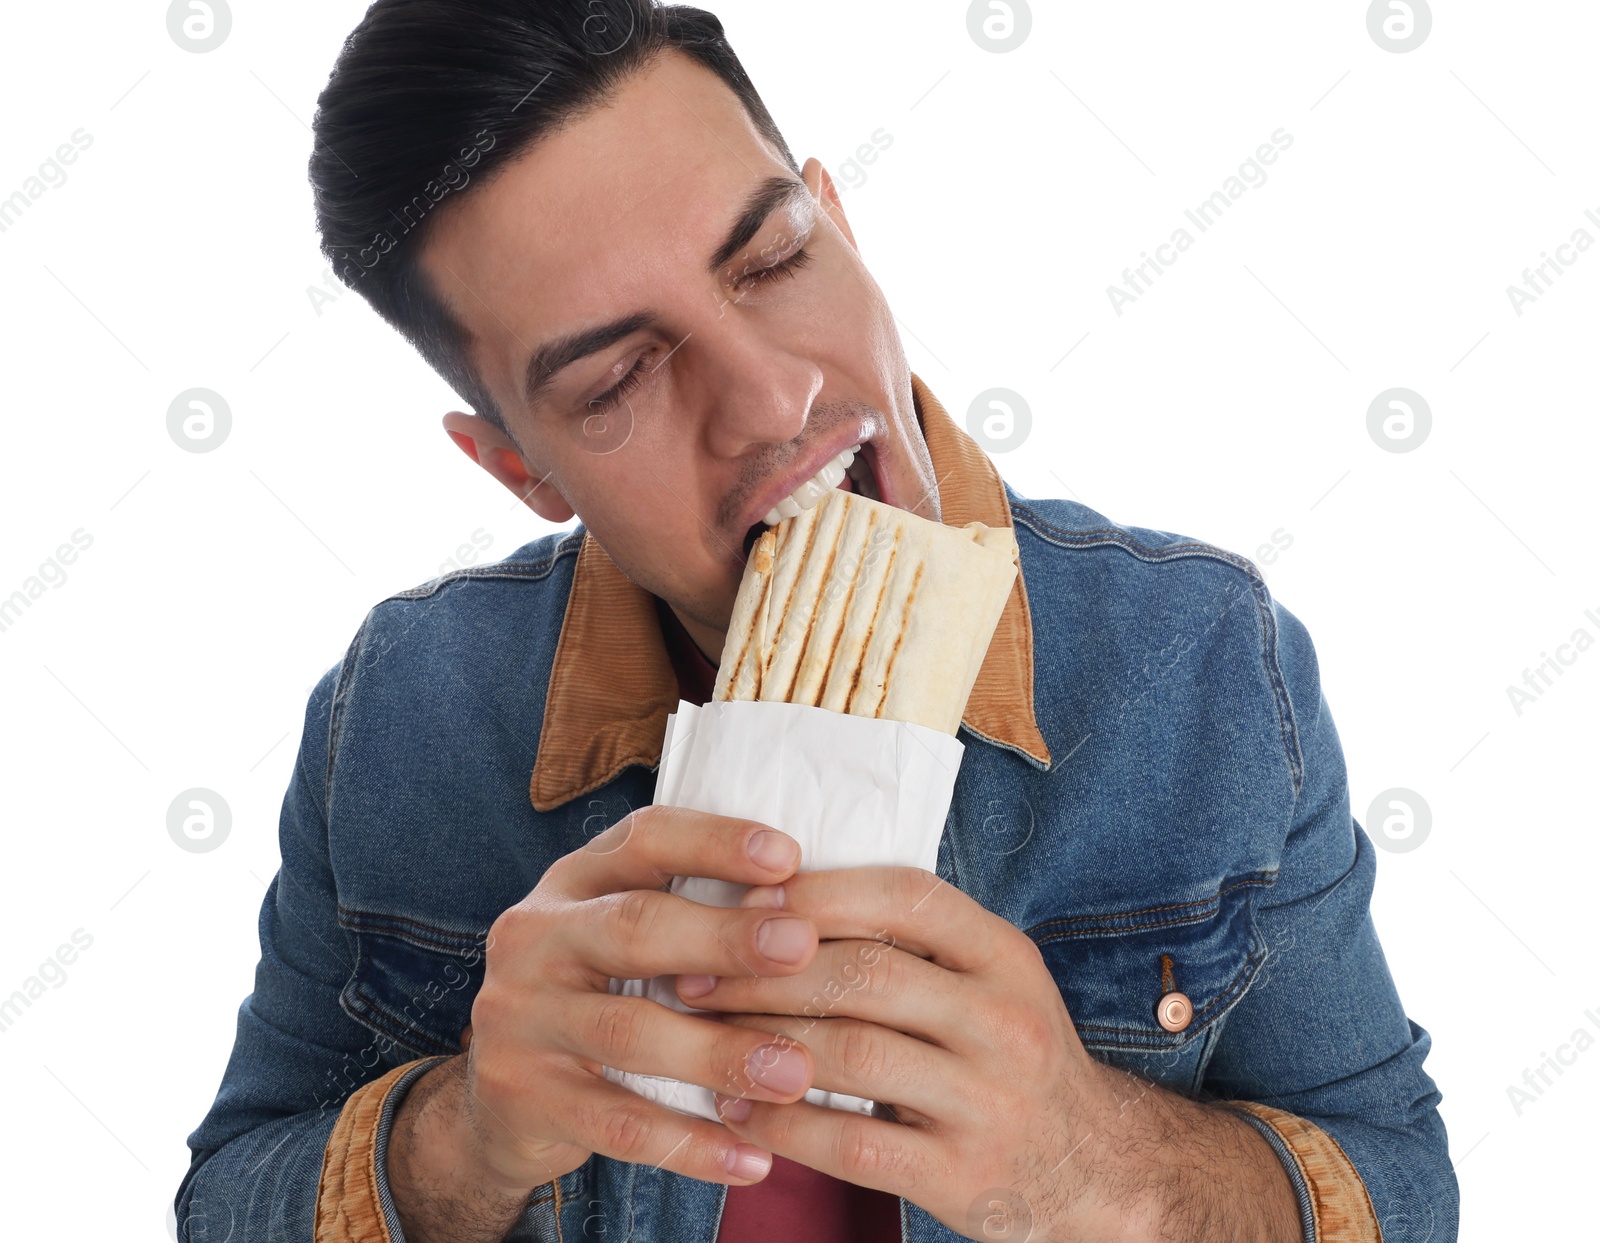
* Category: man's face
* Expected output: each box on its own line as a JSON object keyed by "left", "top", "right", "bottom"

{"left": 420, "top": 50, "right": 938, "bottom": 658}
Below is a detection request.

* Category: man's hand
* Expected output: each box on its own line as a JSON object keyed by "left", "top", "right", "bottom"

{"left": 388, "top": 807, "right": 831, "bottom": 1243}
{"left": 676, "top": 866, "right": 1302, "bottom": 1243}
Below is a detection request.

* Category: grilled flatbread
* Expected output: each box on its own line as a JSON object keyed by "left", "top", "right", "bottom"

{"left": 713, "top": 487, "right": 1017, "bottom": 734}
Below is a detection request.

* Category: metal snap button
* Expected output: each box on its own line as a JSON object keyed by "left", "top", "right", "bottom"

{"left": 1157, "top": 991, "right": 1193, "bottom": 1032}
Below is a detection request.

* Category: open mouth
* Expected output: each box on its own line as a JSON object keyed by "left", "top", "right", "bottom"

{"left": 741, "top": 441, "right": 884, "bottom": 558}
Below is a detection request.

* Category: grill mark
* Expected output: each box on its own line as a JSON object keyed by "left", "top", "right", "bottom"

{"left": 750, "top": 564, "right": 769, "bottom": 699}
{"left": 732, "top": 626, "right": 754, "bottom": 696}
{"left": 722, "top": 535, "right": 771, "bottom": 700}
{"left": 763, "top": 507, "right": 824, "bottom": 688}
{"left": 724, "top": 593, "right": 757, "bottom": 698}
{"left": 785, "top": 502, "right": 846, "bottom": 704}
{"left": 872, "top": 560, "right": 924, "bottom": 719}
{"left": 818, "top": 508, "right": 874, "bottom": 707}
{"left": 844, "top": 528, "right": 902, "bottom": 715}
{"left": 728, "top": 614, "right": 757, "bottom": 699}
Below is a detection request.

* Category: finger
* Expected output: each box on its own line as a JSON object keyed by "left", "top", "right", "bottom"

{"left": 709, "top": 1091, "right": 946, "bottom": 1196}
{"left": 719, "top": 1013, "right": 958, "bottom": 1116}
{"left": 561, "top": 886, "right": 819, "bottom": 980}
{"left": 548, "top": 994, "right": 816, "bottom": 1104}
{"left": 677, "top": 939, "right": 972, "bottom": 1050}
{"left": 738, "top": 866, "right": 1002, "bottom": 973}
{"left": 557, "top": 805, "right": 802, "bottom": 901}
{"left": 531, "top": 1066, "right": 775, "bottom": 1185}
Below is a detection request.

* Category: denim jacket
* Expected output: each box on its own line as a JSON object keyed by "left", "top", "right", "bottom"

{"left": 177, "top": 376, "right": 1457, "bottom": 1243}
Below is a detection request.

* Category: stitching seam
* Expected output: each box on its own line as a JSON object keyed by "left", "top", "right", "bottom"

{"left": 341, "top": 990, "right": 458, "bottom": 1058}
{"left": 382, "top": 533, "right": 584, "bottom": 602}
{"left": 1026, "top": 872, "right": 1277, "bottom": 937}
{"left": 1249, "top": 575, "right": 1304, "bottom": 796}
{"left": 336, "top": 906, "right": 487, "bottom": 952}
{"left": 326, "top": 614, "right": 372, "bottom": 808}
{"left": 1008, "top": 504, "right": 1262, "bottom": 573}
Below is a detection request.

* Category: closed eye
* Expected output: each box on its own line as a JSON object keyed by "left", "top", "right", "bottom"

{"left": 587, "top": 354, "right": 651, "bottom": 414}
{"left": 586, "top": 246, "right": 817, "bottom": 412}
{"left": 735, "top": 244, "right": 814, "bottom": 290}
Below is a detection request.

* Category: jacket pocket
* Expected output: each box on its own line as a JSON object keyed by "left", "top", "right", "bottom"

{"left": 337, "top": 905, "right": 487, "bottom": 1058}
{"left": 1025, "top": 871, "right": 1274, "bottom": 1095}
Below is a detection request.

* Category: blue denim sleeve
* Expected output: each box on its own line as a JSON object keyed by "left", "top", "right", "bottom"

{"left": 1203, "top": 598, "right": 1459, "bottom": 1243}
{"left": 173, "top": 658, "right": 435, "bottom": 1240}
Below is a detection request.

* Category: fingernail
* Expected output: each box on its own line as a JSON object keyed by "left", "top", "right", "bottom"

{"left": 725, "top": 1141, "right": 768, "bottom": 1177}
{"left": 747, "top": 830, "right": 796, "bottom": 871}
{"left": 716, "top": 1092, "right": 754, "bottom": 1123}
{"left": 677, "top": 974, "right": 716, "bottom": 999}
{"left": 756, "top": 917, "right": 810, "bottom": 964}
{"left": 748, "top": 1043, "right": 809, "bottom": 1094}
{"left": 741, "top": 883, "right": 785, "bottom": 910}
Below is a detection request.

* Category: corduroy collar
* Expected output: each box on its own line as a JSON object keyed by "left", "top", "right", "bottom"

{"left": 528, "top": 373, "right": 1051, "bottom": 812}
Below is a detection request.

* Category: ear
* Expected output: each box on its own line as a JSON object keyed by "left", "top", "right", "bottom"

{"left": 440, "top": 411, "right": 576, "bottom": 524}
{"left": 801, "top": 157, "right": 858, "bottom": 254}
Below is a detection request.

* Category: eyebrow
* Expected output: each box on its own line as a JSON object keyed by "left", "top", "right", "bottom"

{"left": 705, "top": 175, "right": 811, "bottom": 274}
{"left": 523, "top": 175, "right": 812, "bottom": 410}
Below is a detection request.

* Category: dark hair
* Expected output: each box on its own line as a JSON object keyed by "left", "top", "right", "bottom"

{"left": 308, "top": 0, "right": 799, "bottom": 438}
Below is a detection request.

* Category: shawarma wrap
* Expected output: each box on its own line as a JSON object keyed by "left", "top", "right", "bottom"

{"left": 713, "top": 486, "right": 1018, "bottom": 734}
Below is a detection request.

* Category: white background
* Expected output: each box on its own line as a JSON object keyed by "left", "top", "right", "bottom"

{"left": 0, "top": 1, "right": 1594, "bottom": 1238}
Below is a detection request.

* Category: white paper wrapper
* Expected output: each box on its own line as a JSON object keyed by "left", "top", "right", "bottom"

{"left": 603, "top": 699, "right": 965, "bottom": 1123}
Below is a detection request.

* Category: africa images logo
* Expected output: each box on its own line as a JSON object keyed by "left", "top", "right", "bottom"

{"left": 1507, "top": 1009, "right": 1600, "bottom": 1117}
{"left": 0, "top": 930, "right": 94, "bottom": 1035}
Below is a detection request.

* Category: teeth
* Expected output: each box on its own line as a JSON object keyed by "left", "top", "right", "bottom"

{"left": 794, "top": 478, "right": 826, "bottom": 507}
{"left": 762, "top": 445, "right": 861, "bottom": 526}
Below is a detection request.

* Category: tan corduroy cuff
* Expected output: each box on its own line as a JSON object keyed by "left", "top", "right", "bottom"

{"left": 314, "top": 1057, "right": 443, "bottom": 1243}
{"left": 1227, "top": 1101, "right": 1383, "bottom": 1242}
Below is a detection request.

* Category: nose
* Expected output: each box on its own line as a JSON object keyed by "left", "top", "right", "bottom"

{"left": 697, "top": 320, "right": 822, "bottom": 459}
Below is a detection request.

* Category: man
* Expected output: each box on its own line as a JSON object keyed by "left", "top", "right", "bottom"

{"left": 176, "top": 2, "right": 1457, "bottom": 1240}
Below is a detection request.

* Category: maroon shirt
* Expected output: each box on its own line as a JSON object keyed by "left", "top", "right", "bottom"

{"left": 654, "top": 597, "right": 902, "bottom": 1243}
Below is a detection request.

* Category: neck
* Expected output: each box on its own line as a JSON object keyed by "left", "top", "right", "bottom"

{"left": 672, "top": 606, "right": 725, "bottom": 669}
